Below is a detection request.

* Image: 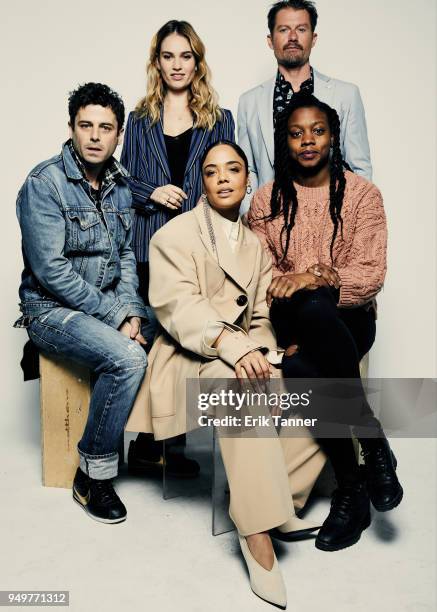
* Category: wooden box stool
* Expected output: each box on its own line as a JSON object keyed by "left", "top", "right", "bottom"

{"left": 39, "top": 354, "right": 90, "bottom": 488}
{"left": 39, "top": 353, "right": 370, "bottom": 489}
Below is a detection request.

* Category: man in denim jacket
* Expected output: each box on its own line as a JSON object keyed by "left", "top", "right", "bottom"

{"left": 16, "top": 83, "right": 148, "bottom": 524}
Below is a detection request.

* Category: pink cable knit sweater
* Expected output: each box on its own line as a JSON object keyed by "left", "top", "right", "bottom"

{"left": 248, "top": 171, "right": 387, "bottom": 307}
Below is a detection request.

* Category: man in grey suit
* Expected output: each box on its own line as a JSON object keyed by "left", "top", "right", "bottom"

{"left": 238, "top": 0, "right": 372, "bottom": 212}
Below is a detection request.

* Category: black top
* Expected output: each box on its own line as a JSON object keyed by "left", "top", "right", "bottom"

{"left": 164, "top": 127, "right": 193, "bottom": 188}
{"left": 138, "top": 127, "right": 193, "bottom": 305}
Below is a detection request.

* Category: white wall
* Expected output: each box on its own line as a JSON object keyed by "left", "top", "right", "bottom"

{"left": 1, "top": 0, "right": 435, "bottom": 438}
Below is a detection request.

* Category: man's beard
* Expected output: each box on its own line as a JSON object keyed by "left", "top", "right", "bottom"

{"left": 278, "top": 54, "right": 306, "bottom": 70}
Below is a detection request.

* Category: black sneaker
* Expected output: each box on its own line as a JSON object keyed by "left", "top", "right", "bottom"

{"left": 315, "top": 476, "right": 371, "bottom": 552}
{"left": 127, "top": 440, "right": 200, "bottom": 479}
{"left": 72, "top": 468, "right": 127, "bottom": 524}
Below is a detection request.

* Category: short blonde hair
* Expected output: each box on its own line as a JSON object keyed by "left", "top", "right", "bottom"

{"left": 135, "top": 20, "right": 222, "bottom": 131}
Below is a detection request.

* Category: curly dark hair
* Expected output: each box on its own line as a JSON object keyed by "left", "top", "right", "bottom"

{"left": 268, "top": 93, "right": 351, "bottom": 265}
{"left": 268, "top": 0, "right": 318, "bottom": 33}
{"left": 68, "top": 82, "right": 125, "bottom": 133}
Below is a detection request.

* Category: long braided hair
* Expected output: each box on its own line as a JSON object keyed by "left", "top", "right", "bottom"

{"left": 268, "top": 93, "right": 351, "bottom": 265}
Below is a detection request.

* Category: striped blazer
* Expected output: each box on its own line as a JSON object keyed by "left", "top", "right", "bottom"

{"left": 120, "top": 108, "right": 235, "bottom": 263}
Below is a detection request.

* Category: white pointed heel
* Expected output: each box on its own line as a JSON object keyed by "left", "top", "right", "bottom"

{"left": 270, "top": 515, "right": 321, "bottom": 542}
{"left": 238, "top": 534, "right": 287, "bottom": 609}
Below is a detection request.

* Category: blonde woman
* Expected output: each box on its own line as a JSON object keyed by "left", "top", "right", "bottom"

{"left": 121, "top": 20, "right": 234, "bottom": 475}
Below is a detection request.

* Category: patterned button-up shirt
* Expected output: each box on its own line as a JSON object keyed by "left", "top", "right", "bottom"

{"left": 273, "top": 67, "right": 314, "bottom": 126}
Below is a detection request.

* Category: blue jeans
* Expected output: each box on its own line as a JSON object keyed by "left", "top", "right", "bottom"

{"left": 28, "top": 307, "right": 147, "bottom": 479}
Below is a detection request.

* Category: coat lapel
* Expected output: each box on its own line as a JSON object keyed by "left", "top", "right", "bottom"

{"left": 258, "top": 77, "right": 276, "bottom": 167}
{"left": 194, "top": 202, "right": 256, "bottom": 290}
{"left": 184, "top": 126, "right": 209, "bottom": 177}
{"left": 142, "top": 113, "right": 171, "bottom": 180}
{"left": 313, "top": 69, "right": 335, "bottom": 108}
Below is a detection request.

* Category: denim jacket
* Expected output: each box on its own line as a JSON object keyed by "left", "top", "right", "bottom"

{"left": 15, "top": 142, "right": 148, "bottom": 330}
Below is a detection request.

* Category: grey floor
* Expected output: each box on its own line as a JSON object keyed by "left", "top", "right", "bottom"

{"left": 1, "top": 425, "right": 436, "bottom": 612}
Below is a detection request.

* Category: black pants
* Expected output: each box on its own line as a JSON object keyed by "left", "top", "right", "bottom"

{"left": 271, "top": 287, "right": 377, "bottom": 483}
{"left": 271, "top": 286, "right": 375, "bottom": 373}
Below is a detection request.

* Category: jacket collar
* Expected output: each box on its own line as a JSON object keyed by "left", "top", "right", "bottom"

{"left": 259, "top": 68, "right": 334, "bottom": 164}
{"left": 184, "top": 125, "right": 209, "bottom": 177}
{"left": 313, "top": 69, "right": 335, "bottom": 106}
{"left": 259, "top": 77, "right": 276, "bottom": 167}
{"left": 193, "top": 199, "right": 256, "bottom": 290}
{"left": 143, "top": 112, "right": 172, "bottom": 180}
{"left": 61, "top": 140, "right": 129, "bottom": 183}
{"left": 62, "top": 141, "right": 83, "bottom": 181}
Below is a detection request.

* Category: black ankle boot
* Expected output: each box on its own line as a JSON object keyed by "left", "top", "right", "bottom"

{"left": 315, "top": 473, "right": 371, "bottom": 552}
{"left": 359, "top": 434, "right": 403, "bottom": 512}
{"left": 128, "top": 439, "right": 200, "bottom": 479}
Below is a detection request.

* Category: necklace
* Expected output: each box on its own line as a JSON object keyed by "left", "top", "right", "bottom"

{"left": 202, "top": 197, "right": 220, "bottom": 264}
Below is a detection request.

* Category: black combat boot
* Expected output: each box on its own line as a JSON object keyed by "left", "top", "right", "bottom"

{"left": 359, "top": 432, "right": 403, "bottom": 512}
{"left": 315, "top": 470, "right": 371, "bottom": 552}
{"left": 128, "top": 435, "right": 200, "bottom": 479}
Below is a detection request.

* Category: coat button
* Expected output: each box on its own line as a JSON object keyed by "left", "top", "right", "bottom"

{"left": 236, "top": 295, "right": 247, "bottom": 306}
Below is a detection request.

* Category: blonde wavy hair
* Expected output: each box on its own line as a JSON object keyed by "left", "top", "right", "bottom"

{"left": 135, "top": 20, "right": 222, "bottom": 131}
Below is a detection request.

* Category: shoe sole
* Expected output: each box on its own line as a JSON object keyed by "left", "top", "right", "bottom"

{"left": 252, "top": 591, "right": 286, "bottom": 610}
{"left": 371, "top": 485, "right": 404, "bottom": 512}
{"left": 72, "top": 493, "right": 126, "bottom": 524}
{"left": 270, "top": 526, "right": 320, "bottom": 542}
{"left": 315, "top": 513, "right": 371, "bottom": 552}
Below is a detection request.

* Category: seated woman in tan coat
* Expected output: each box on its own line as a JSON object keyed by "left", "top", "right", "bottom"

{"left": 127, "top": 141, "right": 324, "bottom": 609}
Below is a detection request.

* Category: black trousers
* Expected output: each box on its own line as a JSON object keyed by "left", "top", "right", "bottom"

{"left": 271, "top": 286, "right": 375, "bottom": 373}
{"left": 271, "top": 287, "right": 377, "bottom": 483}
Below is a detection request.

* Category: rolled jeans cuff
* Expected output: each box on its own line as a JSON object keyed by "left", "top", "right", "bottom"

{"left": 78, "top": 447, "right": 118, "bottom": 480}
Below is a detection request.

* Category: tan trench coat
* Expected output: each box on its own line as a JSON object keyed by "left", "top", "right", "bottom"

{"left": 126, "top": 202, "right": 279, "bottom": 439}
{"left": 126, "top": 202, "right": 326, "bottom": 529}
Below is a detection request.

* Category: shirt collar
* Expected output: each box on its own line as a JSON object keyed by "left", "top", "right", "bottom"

{"left": 64, "top": 139, "right": 128, "bottom": 186}
{"left": 208, "top": 204, "right": 241, "bottom": 243}
{"left": 275, "top": 65, "right": 314, "bottom": 92}
{"left": 218, "top": 211, "right": 241, "bottom": 243}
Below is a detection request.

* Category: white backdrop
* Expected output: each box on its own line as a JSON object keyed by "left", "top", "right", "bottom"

{"left": 1, "top": 0, "right": 435, "bottom": 441}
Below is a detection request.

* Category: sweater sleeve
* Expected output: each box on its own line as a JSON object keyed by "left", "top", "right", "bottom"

{"left": 247, "top": 185, "right": 282, "bottom": 278}
{"left": 337, "top": 185, "right": 387, "bottom": 306}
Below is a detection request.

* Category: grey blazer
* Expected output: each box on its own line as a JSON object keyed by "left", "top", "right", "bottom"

{"left": 237, "top": 69, "right": 372, "bottom": 213}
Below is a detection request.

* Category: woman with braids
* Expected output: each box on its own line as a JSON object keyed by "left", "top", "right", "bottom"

{"left": 121, "top": 20, "right": 234, "bottom": 476}
{"left": 248, "top": 92, "right": 403, "bottom": 552}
